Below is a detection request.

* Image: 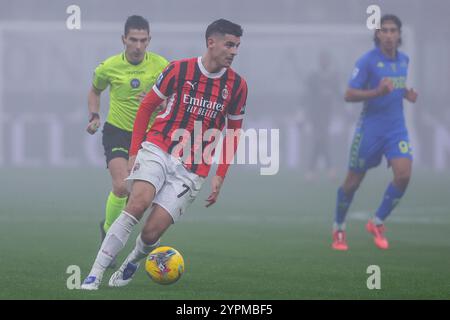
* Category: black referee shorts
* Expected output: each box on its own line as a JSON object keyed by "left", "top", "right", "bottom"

{"left": 102, "top": 122, "right": 132, "bottom": 167}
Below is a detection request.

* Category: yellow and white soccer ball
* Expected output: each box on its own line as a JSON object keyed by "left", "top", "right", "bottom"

{"left": 145, "top": 246, "right": 185, "bottom": 285}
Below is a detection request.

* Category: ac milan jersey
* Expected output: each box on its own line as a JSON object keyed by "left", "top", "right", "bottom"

{"left": 143, "top": 56, "right": 247, "bottom": 177}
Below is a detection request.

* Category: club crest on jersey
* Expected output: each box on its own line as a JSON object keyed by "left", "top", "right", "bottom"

{"left": 130, "top": 78, "right": 140, "bottom": 88}
{"left": 222, "top": 86, "right": 229, "bottom": 100}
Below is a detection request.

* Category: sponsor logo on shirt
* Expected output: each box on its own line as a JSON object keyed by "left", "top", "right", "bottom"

{"left": 387, "top": 76, "right": 406, "bottom": 89}
{"left": 186, "top": 81, "right": 197, "bottom": 90}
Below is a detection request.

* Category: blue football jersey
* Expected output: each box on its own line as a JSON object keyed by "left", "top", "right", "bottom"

{"left": 349, "top": 46, "right": 409, "bottom": 131}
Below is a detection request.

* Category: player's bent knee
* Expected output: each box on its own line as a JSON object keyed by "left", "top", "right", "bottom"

{"left": 394, "top": 174, "right": 410, "bottom": 190}
{"left": 124, "top": 194, "right": 151, "bottom": 219}
{"left": 127, "top": 181, "right": 156, "bottom": 210}
{"left": 125, "top": 200, "right": 150, "bottom": 217}
{"left": 112, "top": 182, "right": 129, "bottom": 198}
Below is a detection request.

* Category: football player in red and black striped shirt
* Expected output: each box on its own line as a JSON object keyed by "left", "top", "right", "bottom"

{"left": 82, "top": 19, "right": 248, "bottom": 290}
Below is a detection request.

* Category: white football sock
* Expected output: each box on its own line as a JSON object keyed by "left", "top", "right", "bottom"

{"left": 373, "top": 216, "right": 384, "bottom": 226}
{"left": 127, "top": 234, "right": 160, "bottom": 264}
{"left": 333, "top": 222, "right": 346, "bottom": 231}
{"left": 88, "top": 211, "right": 139, "bottom": 278}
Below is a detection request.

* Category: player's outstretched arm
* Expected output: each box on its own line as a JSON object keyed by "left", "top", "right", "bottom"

{"left": 345, "top": 78, "right": 394, "bottom": 103}
{"left": 87, "top": 86, "right": 102, "bottom": 134}
{"left": 206, "top": 119, "right": 243, "bottom": 208}
{"left": 205, "top": 175, "right": 224, "bottom": 208}
{"left": 404, "top": 88, "right": 418, "bottom": 103}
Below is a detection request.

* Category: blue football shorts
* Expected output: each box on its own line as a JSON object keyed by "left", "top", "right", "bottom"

{"left": 348, "top": 127, "right": 413, "bottom": 173}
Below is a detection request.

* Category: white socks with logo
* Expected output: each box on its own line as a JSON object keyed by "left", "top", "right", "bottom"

{"left": 88, "top": 211, "right": 138, "bottom": 279}
{"left": 127, "top": 234, "right": 160, "bottom": 265}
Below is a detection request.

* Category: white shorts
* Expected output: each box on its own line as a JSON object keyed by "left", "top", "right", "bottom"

{"left": 126, "top": 142, "right": 205, "bottom": 223}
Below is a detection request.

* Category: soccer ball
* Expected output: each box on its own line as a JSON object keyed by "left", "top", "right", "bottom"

{"left": 145, "top": 246, "right": 185, "bottom": 285}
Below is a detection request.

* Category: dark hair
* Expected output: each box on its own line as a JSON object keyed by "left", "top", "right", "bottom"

{"left": 374, "top": 14, "right": 402, "bottom": 46}
{"left": 124, "top": 15, "right": 149, "bottom": 36}
{"left": 205, "top": 19, "right": 243, "bottom": 46}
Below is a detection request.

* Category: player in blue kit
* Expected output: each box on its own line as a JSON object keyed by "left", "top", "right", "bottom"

{"left": 332, "top": 15, "right": 418, "bottom": 250}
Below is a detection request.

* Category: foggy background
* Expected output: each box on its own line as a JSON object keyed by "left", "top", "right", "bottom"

{"left": 0, "top": 0, "right": 449, "bottom": 174}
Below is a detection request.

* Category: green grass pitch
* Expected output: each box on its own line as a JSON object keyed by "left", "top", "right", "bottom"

{"left": 0, "top": 167, "right": 449, "bottom": 299}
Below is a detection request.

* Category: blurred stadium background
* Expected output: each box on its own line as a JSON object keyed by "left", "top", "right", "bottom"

{"left": 0, "top": 0, "right": 449, "bottom": 299}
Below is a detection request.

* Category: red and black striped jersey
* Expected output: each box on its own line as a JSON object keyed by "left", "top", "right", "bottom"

{"left": 139, "top": 56, "right": 248, "bottom": 177}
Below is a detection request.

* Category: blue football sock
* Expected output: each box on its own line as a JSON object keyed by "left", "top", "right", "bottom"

{"left": 375, "top": 183, "right": 404, "bottom": 223}
{"left": 334, "top": 187, "right": 355, "bottom": 228}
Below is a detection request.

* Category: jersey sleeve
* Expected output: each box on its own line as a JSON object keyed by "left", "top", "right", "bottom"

{"left": 404, "top": 54, "right": 410, "bottom": 66}
{"left": 348, "top": 55, "right": 370, "bottom": 90}
{"left": 92, "top": 61, "right": 110, "bottom": 91}
{"left": 152, "top": 62, "right": 177, "bottom": 99}
{"left": 129, "top": 90, "right": 164, "bottom": 156}
{"left": 216, "top": 118, "right": 243, "bottom": 178}
{"left": 227, "top": 78, "right": 248, "bottom": 121}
